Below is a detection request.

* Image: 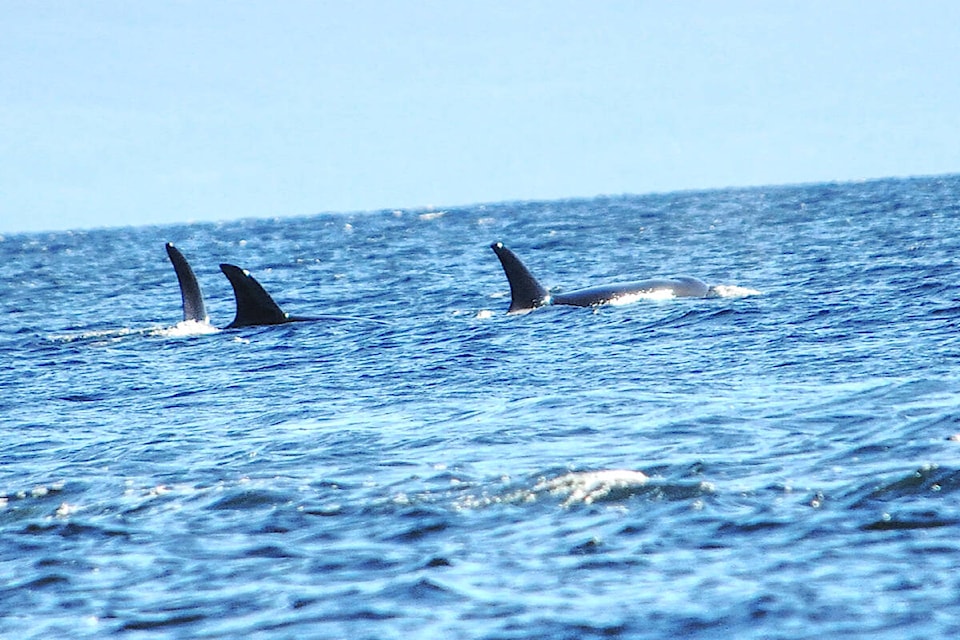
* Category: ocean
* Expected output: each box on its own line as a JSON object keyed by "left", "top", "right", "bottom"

{"left": 2, "top": 174, "right": 960, "bottom": 638}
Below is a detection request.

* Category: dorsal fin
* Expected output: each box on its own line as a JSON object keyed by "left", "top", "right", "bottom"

{"left": 165, "top": 243, "right": 209, "bottom": 323}
{"left": 490, "top": 242, "right": 550, "bottom": 313}
{"left": 219, "top": 263, "right": 291, "bottom": 328}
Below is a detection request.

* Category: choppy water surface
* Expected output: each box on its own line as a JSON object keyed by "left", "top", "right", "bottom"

{"left": 3, "top": 175, "right": 960, "bottom": 638}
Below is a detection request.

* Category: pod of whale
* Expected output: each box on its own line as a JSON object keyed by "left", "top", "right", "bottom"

{"left": 165, "top": 239, "right": 723, "bottom": 328}
{"left": 490, "top": 241, "right": 715, "bottom": 314}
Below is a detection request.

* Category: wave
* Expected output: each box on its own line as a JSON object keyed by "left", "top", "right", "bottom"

{"left": 48, "top": 320, "right": 218, "bottom": 344}
{"left": 456, "top": 469, "right": 714, "bottom": 510}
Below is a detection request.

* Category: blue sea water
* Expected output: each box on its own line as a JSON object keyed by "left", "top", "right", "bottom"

{"left": 3, "top": 175, "right": 960, "bottom": 638}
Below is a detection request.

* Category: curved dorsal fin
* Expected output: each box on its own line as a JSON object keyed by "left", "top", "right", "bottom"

{"left": 219, "top": 263, "right": 291, "bottom": 328}
{"left": 490, "top": 242, "right": 550, "bottom": 313}
{"left": 165, "top": 243, "right": 209, "bottom": 323}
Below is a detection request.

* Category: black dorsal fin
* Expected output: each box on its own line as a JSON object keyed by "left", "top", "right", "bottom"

{"left": 490, "top": 242, "right": 550, "bottom": 313}
{"left": 165, "top": 243, "right": 209, "bottom": 323}
{"left": 219, "top": 263, "right": 291, "bottom": 328}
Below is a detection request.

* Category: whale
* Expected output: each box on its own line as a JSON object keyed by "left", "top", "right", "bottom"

{"left": 166, "top": 242, "right": 314, "bottom": 329}
{"left": 490, "top": 241, "right": 715, "bottom": 314}
{"left": 218, "top": 263, "right": 318, "bottom": 328}
{"left": 165, "top": 243, "right": 209, "bottom": 323}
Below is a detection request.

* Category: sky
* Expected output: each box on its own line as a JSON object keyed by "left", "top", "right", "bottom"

{"left": 1, "top": 1, "right": 958, "bottom": 234}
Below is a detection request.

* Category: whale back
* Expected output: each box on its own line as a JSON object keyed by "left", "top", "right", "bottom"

{"left": 552, "top": 276, "right": 711, "bottom": 306}
{"left": 219, "top": 263, "right": 292, "bottom": 328}
{"left": 490, "top": 242, "right": 550, "bottom": 313}
{"left": 165, "top": 243, "right": 209, "bottom": 323}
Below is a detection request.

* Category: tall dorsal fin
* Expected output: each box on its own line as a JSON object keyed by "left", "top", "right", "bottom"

{"left": 219, "top": 263, "right": 291, "bottom": 328}
{"left": 490, "top": 242, "right": 550, "bottom": 313}
{"left": 165, "top": 243, "right": 209, "bottom": 323}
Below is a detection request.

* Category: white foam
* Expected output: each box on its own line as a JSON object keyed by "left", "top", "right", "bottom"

{"left": 711, "top": 284, "right": 762, "bottom": 298}
{"left": 454, "top": 469, "right": 653, "bottom": 511}
{"left": 535, "top": 469, "right": 650, "bottom": 506}
{"left": 151, "top": 320, "right": 219, "bottom": 338}
{"left": 49, "top": 327, "right": 146, "bottom": 343}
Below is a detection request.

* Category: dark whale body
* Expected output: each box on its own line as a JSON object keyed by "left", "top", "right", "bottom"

{"left": 490, "top": 242, "right": 714, "bottom": 314}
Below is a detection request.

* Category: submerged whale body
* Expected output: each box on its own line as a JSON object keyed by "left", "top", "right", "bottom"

{"left": 490, "top": 241, "right": 714, "bottom": 314}
{"left": 165, "top": 243, "right": 314, "bottom": 329}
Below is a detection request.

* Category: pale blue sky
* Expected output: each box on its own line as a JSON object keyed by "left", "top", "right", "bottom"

{"left": 2, "top": 1, "right": 958, "bottom": 233}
